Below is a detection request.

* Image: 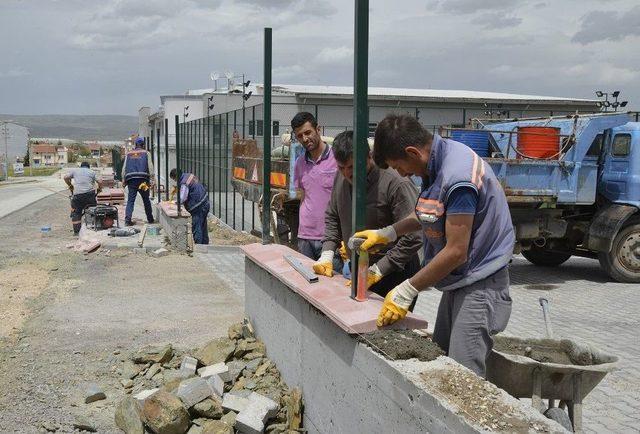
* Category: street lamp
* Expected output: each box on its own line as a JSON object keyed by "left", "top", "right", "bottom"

{"left": 183, "top": 106, "right": 189, "bottom": 121}
{"left": 595, "top": 90, "right": 629, "bottom": 112}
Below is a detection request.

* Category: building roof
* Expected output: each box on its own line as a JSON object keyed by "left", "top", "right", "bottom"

{"left": 32, "top": 144, "right": 56, "bottom": 154}
{"left": 256, "top": 84, "right": 598, "bottom": 105}
{"left": 87, "top": 143, "right": 102, "bottom": 151}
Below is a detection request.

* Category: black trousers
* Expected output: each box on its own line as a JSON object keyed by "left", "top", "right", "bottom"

{"left": 70, "top": 191, "right": 96, "bottom": 234}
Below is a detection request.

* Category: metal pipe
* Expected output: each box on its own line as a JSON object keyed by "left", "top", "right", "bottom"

{"left": 157, "top": 125, "right": 161, "bottom": 203}
{"left": 225, "top": 111, "right": 229, "bottom": 224}
{"left": 262, "top": 27, "right": 272, "bottom": 244}
{"left": 351, "top": 0, "right": 369, "bottom": 297}
{"left": 164, "top": 118, "right": 169, "bottom": 200}
{"left": 175, "top": 115, "right": 181, "bottom": 214}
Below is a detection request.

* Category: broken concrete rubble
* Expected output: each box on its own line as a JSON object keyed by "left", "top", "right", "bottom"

{"left": 142, "top": 390, "right": 190, "bottom": 434}
{"left": 235, "top": 392, "right": 279, "bottom": 434}
{"left": 114, "top": 320, "right": 303, "bottom": 433}
{"left": 176, "top": 377, "right": 212, "bottom": 408}
{"left": 115, "top": 396, "right": 144, "bottom": 434}
{"left": 84, "top": 383, "right": 106, "bottom": 404}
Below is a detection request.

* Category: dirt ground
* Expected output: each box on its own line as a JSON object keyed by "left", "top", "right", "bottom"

{"left": 0, "top": 194, "right": 244, "bottom": 433}
{"left": 208, "top": 218, "right": 259, "bottom": 246}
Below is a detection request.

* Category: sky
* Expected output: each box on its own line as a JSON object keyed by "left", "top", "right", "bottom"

{"left": 1, "top": 0, "right": 639, "bottom": 115}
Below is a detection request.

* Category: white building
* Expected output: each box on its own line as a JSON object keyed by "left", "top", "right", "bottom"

{"left": 140, "top": 84, "right": 599, "bottom": 190}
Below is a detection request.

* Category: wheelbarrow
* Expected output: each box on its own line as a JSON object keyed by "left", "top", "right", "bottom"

{"left": 486, "top": 299, "right": 618, "bottom": 432}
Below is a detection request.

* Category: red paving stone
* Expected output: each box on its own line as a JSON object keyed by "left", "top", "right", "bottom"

{"left": 242, "top": 243, "right": 428, "bottom": 334}
{"left": 158, "top": 201, "right": 191, "bottom": 217}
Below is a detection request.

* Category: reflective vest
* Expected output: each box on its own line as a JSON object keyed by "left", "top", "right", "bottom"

{"left": 123, "top": 150, "right": 150, "bottom": 183}
{"left": 417, "top": 135, "right": 515, "bottom": 291}
{"left": 180, "top": 173, "right": 208, "bottom": 212}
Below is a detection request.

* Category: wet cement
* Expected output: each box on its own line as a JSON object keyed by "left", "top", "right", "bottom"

{"left": 359, "top": 330, "right": 444, "bottom": 362}
{"left": 494, "top": 336, "right": 594, "bottom": 366}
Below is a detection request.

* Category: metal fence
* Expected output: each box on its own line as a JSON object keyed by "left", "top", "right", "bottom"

{"left": 176, "top": 104, "right": 640, "bottom": 236}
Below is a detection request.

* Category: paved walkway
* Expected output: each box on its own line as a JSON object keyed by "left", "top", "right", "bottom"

{"left": 0, "top": 175, "right": 67, "bottom": 219}
{"left": 197, "top": 249, "right": 639, "bottom": 433}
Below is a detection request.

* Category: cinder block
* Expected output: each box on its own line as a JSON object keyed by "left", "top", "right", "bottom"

{"left": 180, "top": 356, "right": 198, "bottom": 378}
{"left": 235, "top": 392, "right": 279, "bottom": 434}
{"left": 152, "top": 247, "right": 169, "bottom": 258}
{"left": 198, "top": 362, "right": 230, "bottom": 382}
{"left": 221, "top": 393, "right": 249, "bottom": 413}
{"left": 175, "top": 377, "right": 212, "bottom": 408}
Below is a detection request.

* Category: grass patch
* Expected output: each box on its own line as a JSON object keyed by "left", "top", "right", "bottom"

{"left": 9, "top": 166, "right": 61, "bottom": 177}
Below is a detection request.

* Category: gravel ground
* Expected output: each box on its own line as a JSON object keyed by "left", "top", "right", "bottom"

{"left": 0, "top": 194, "right": 244, "bottom": 433}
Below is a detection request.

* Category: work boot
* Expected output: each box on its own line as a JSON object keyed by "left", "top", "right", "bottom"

{"left": 125, "top": 220, "right": 134, "bottom": 227}
{"left": 147, "top": 219, "right": 155, "bottom": 224}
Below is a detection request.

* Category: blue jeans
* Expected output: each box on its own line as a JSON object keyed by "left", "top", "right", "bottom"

{"left": 298, "top": 238, "right": 343, "bottom": 270}
{"left": 191, "top": 201, "right": 210, "bottom": 245}
{"left": 125, "top": 179, "right": 154, "bottom": 223}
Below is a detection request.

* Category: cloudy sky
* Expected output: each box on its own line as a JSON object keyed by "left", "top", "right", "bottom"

{"left": 1, "top": 0, "right": 639, "bottom": 115}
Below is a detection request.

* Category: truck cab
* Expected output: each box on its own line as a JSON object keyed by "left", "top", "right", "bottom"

{"left": 598, "top": 122, "right": 640, "bottom": 208}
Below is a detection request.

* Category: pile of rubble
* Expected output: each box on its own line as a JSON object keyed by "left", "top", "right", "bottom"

{"left": 114, "top": 319, "right": 303, "bottom": 434}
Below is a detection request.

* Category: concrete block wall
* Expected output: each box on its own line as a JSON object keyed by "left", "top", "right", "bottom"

{"left": 157, "top": 204, "right": 192, "bottom": 253}
{"left": 244, "top": 258, "right": 567, "bottom": 434}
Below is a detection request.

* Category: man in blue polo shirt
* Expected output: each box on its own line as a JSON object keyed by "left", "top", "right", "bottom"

{"left": 352, "top": 114, "right": 515, "bottom": 377}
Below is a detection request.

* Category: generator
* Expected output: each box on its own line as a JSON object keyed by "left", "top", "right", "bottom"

{"left": 84, "top": 205, "right": 119, "bottom": 231}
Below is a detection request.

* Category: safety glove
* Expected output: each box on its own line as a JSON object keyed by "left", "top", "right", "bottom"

{"left": 377, "top": 279, "right": 419, "bottom": 327}
{"left": 312, "top": 250, "right": 334, "bottom": 277}
{"left": 338, "top": 241, "right": 349, "bottom": 261}
{"left": 349, "top": 225, "right": 397, "bottom": 252}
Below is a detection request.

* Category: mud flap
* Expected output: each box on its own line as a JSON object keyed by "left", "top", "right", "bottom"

{"left": 587, "top": 204, "right": 638, "bottom": 252}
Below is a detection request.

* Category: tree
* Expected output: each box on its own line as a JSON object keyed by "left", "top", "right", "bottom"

{"left": 23, "top": 149, "right": 30, "bottom": 166}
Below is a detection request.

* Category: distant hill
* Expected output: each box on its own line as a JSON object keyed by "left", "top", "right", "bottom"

{"left": 0, "top": 114, "right": 138, "bottom": 141}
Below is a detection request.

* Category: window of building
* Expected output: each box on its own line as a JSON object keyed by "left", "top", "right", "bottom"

{"left": 257, "top": 120, "right": 264, "bottom": 136}
{"left": 612, "top": 134, "right": 631, "bottom": 157}
{"left": 249, "top": 120, "right": 255, "bottom": 136}
{"left": 368, "top": 122, "right": 377, "bottom": 136}
{"left": 273, "top": 121, "right": 280, "bottom": 136}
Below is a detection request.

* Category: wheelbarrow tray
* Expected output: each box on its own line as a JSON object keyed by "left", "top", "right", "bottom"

{"left": 486, "top": 336, "right": 618, "bottom": 401}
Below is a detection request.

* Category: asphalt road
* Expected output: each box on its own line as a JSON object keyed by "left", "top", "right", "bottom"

{"left": 0, "top": 175, "right": 68, "bottom": 219}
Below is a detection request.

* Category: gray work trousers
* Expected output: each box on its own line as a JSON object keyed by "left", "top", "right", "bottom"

{"left": 432, "top": 266, "right": 512, "bottom": 378}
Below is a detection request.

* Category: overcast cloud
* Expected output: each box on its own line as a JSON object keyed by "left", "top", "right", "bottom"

{"left": 0, "top": 0, "right": 638, "bottom": 115}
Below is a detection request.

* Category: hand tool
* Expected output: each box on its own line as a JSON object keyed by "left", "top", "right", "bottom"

{"left": 284, "top": 255, "right": 318, "bottom": 283}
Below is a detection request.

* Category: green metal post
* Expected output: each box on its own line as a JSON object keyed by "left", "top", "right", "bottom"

{"left": 175, "top": 115, "right": 181, "bottom": 214}
{"left": 351, "top": 0, "right": 369, "bottom": 297}
{"left": 262, "top": 27, "right": 272, "bottom": 244}
{"left": 164, "top": 118, "right": 169, "bottom": 200}
{"left": 157, "top": 126, "right": 161, "bottom": 202}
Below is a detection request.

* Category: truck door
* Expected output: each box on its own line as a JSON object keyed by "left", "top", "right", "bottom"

{"left": 599, "top": 130, "right": 634, "bottom": 203}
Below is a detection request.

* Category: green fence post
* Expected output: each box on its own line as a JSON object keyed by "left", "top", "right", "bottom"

{"left": 351, "top": 0, "right": 369, "bottom": 296}
{"left": 262, "top": 27, "right": 272, "bottom": 244}
{"left": 175, "top": 115, "right": 181, "bottom": 214}
{"left": 164, "top": 118, "right": 169, "bottom": 200}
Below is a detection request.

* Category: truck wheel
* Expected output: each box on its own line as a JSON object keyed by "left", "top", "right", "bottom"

{"left": 522, "top": 245, "right": 572, "bottom": 267}
{"left": 598, "top": 219, "right": 640, "bottom": 283}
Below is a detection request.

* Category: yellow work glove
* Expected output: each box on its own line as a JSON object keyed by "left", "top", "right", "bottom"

{"left": 169, "top": 186, "right": 177, "bottom": 200}
{"left": 338, "top": 241, "right": 349, "bottom": 261}
{"left": 312, "top": 250, "right": 334, "bottom": 277}
{"left": 139, "top": 182, "right": 149, "bottom": 191}
{"left": 377, "top": 279, "right": 419, "bottom": 327}
{"left": 350, "top": 225, "right": 397, "bottom": 252}
{"left": 346, "top": 263, "right": 384, "bottom": 288}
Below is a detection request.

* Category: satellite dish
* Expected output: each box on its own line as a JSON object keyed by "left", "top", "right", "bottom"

{"left": 210, "top": 72, "right": 220, "bottom": 81}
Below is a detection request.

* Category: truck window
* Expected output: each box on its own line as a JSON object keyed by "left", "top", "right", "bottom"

{"left": 612, "top": 134, "right": 632, "bottom": 157}
{"left": 587, "top": 133, "right": 602, "bottom": 157}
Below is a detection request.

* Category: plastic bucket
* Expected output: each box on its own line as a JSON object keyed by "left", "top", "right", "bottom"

{"left": 517, "top": 126, "right": 560, "bottom": 159}
{"left": 450, "top": 130, "right": 490, "bottom": 157}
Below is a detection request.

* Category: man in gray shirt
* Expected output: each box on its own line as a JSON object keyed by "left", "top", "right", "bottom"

{"left": 313, "top": 130, "right": 422, "bottom": 299}
{"left": 64, "top": 162, "right": 102, "bottom": 235}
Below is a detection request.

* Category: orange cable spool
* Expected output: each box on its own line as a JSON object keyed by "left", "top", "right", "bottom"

{"left": 517, "top": 126, "right": 560, "bottom": 159}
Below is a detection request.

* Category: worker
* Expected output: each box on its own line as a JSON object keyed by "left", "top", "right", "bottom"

{"left": 291, "top": 112, "right": 339, "bottom": 263}
{"left": 122, "top": 137, "right": 155, "bottom": 226}
{"left": 64, "top": 162, "right": 103, "bottom": 235}
{"left": 170, "top": 169, "right": 210, "bottom": 245}
{"left": 352, "top": 114, "right": 515, "bottom": 377}
{"left": 313, "top": 130, "right": 422, "bottom": 301}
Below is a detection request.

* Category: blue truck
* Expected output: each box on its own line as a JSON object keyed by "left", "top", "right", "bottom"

{"left": 473, "top": 113, "right": 640, "bottom": 282}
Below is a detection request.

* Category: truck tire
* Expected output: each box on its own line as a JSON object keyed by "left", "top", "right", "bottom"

{"left": 598, "top": 218, "right": 640, "bottom": 283}
{"left": 522, "top": 245, "right": 572, "bottom": 267}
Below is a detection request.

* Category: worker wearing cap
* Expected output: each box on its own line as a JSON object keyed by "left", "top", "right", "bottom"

{"left": 169, "top": 169, "right": 210, "bottom": 245}
{"left": 122, "top": 137, "right": 155, "bottom": 226}
{"left": 312, "top": 130, "right": 422, "bottom": 300}
{"left": 291, "top": 112, "right": 339, "bottom": 263}
{"left": 64, "top": 162, "right": 103, "bottom": 235}
{"left": 351, "top": 114, "right": 515, "bottom": 377}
